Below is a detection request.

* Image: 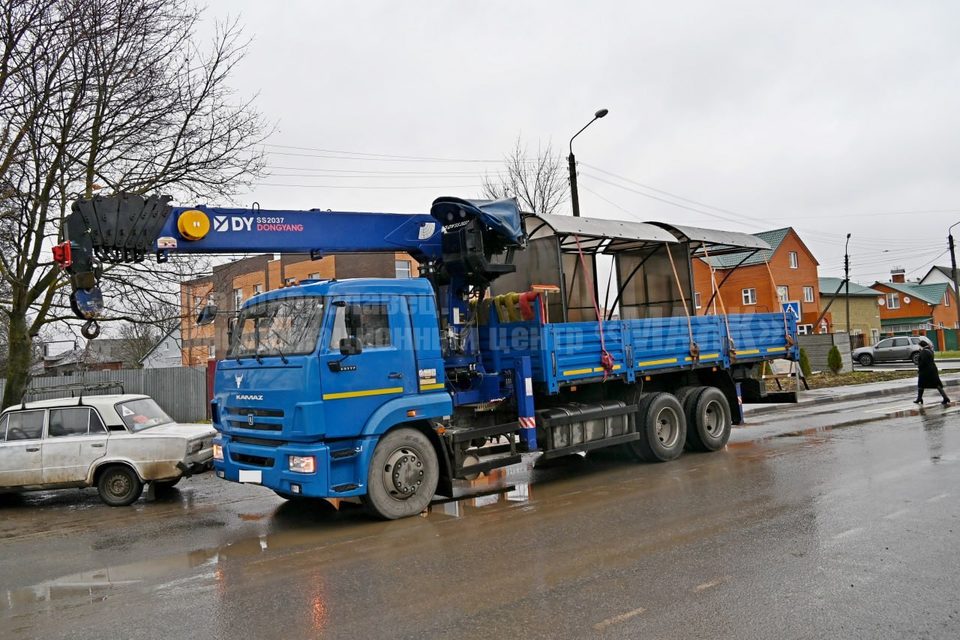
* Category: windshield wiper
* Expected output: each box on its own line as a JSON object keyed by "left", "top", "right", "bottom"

{"left": 276, "top": 348, "right": 289, "bottom": 365}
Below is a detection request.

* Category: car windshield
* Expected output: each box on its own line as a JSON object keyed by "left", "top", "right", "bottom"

{"left": 116, "top": 398, "right": 173, "bottom": 432}
{"left": 227, "top": 296, "right": 324, "bottom": 359}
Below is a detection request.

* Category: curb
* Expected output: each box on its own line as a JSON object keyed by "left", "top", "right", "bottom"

{"left": 743, "top": 376, "right": 960, "bottom": 417}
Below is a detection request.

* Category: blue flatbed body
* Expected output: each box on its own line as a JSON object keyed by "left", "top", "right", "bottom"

{"left": 481, "top": 312, "right": 798, "bottom": 394}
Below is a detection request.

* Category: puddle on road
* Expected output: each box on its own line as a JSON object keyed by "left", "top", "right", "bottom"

{"left": 0, "top": 458, "right": 544, "bottom": 616}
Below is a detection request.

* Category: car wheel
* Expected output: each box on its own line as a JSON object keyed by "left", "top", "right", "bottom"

{"left": 97, "top": 465, "right": 144, "bottom": 507}
{"left": 683, "top": 387, "right": 732, "bottom": 452}
{"left": 911, "top": 351, "right": 921, "bottom": 366}
{"left": 362, "top": 428, "right": 439, "bottom": 520}
{"left": 858, "top": 353, "right": 873, "bottom": 366}
{"left": 624, "top": 392, "right": 687, "bottom": 463}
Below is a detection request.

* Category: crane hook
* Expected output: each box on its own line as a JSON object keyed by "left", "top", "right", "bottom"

{"left": 81, "top": 319, "right": 100, "bottom": 340}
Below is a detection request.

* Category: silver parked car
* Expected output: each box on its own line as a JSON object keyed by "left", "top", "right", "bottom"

{"left": 852, "top": 337, "right": 928, "bottom": 366}
{"left": 0, "top": 394, "right": 215, "bottom": 506}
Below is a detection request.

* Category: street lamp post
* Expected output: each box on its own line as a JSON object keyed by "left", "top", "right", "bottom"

{"left": 949, "top": 221, "right": 960, "bottom": 328}
{"left": 568, "top": 108, "right": 608, "bottom": 217}
{"left": 844, "top": 233, "right": 851, "bottom": 339}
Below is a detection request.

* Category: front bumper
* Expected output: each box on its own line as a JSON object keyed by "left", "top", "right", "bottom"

{"left": 213, "top": 436, "right": 363, "bottom": 498}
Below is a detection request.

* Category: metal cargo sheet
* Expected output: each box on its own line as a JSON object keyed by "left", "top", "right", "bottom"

{"left": 648, "top": 222, "right": 770, "bottom": 255}
{"left": 525, "top": 213, "right": 678, "bottom": 251}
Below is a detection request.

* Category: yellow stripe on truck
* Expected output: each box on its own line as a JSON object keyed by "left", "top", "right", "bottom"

{"left": 322, "top": 386, "right": 404, "bottom": 401}
{"left": 419, "top": 383, "right": 446, "bottom": 391}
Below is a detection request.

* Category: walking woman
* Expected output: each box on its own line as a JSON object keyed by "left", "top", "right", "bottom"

{"left": 915, "top": 343, "right": 950, "bottom": 405}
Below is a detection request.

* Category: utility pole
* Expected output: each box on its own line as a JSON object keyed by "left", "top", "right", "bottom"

{"left": 844, "top": 233, "right": 851, "bottom": 339}
{"left": 568, "top": 108, "right": 608, "bottom": 217}
{"left": 950, "top": 222, "right": 960, "bottom": 329}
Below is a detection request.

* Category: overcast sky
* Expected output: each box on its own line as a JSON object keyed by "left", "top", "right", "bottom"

{"left": 201, "top": 0, "right": 960, "bottom": 285}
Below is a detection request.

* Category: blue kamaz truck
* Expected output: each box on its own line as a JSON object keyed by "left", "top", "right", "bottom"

{"left": 57, "top": 195, "right": 798, "bottom": 519}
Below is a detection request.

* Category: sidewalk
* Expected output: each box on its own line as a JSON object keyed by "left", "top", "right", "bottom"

{"left": 743, "top": 372, "right": 960, "bottom": 417}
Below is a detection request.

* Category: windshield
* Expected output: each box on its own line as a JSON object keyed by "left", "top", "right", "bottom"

{"left": 116, "top": 398, "right": 174, "bottom": 432}
{"left": 227, "top": 296, "right": 324, "bottom": 359}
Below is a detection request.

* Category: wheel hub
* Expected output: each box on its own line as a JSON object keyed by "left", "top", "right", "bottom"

{"left": 109, "top": 475, "right": 130, "bottom": 496}
{"left": 703, "top": 400, "right": 723, "bottom": 436}
{"left": 383, "top": 447, "right": 424, "bottom": 499}
{"left": 655, "top": 407, "right": 680, "bottom": 447}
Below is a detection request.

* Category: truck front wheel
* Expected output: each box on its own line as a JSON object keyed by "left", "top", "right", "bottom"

{"left": 362, "top": 428, "right": 439, "bottom": 520}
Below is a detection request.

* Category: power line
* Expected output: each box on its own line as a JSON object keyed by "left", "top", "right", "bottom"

{"left": 257, "top": 182, "right": 483, "bottom": 190}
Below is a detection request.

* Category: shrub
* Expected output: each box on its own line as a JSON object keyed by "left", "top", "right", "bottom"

{"left": 827, "top": 345, "right": 843, "bottom": 374}
{"left": 799, "top": 347, "right": 812, "bottom": 378}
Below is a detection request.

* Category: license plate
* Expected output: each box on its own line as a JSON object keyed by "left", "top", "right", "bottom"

{"left": 238, "top": 469, "right": 262, "bottom": 484}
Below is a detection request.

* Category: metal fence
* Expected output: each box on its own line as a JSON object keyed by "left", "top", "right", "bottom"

{"left": 3, "top": 368, "right": 209, "bottom": 423}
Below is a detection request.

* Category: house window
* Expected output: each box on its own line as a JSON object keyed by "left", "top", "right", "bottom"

{"left": 797, "top": 324, "right": 814, "bottom": 336}
{"left": 694, "top": 292, "right": 702, "bottom": 309}
{"left": 742, "top": 288, "right": 757, "bottom": 305}
{"left": 886, "top": 292, "right": 900, "bottom": 309}
{"left": 776, "top": 286, "right": 789, "bottom": 303}
{"left": 789, "top": 251, "right": 798, "bottom": 269}
{"left": 208, "top": 344, "right": 216, "bottom": 359}
{"left": 233, "top": 288, "right": 243, "bottom": 310}
{"left": 946, "top": 292, "right": 951, "bottom": 307}
{"left": 395, "top": 260, "right": 412, "bottom": 279}
{"left": 803, "top": 286, "right": 814, "bottom": 303}
{"left": 253, "top": 284, "right": 262, "bottom": 296}
{"left": 309, "top": 273, "right": 320, "bottom": 280}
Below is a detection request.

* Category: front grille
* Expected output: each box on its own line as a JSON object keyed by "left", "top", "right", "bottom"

{"left": 225, "top": 407, "right": 284, "bottom": 418}
{"left": 232, "top": 436, "right": 285, "bottom": 447}
{"left": 233, "top": 453, "right": 274, "bottom": 468}
{"left": 228, "top": 419, "right": 282, "bottom": 432}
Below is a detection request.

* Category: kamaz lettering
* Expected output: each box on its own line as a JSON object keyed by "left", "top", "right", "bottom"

{"left": 235, "top": 394, "right": 263, "bottom": 401}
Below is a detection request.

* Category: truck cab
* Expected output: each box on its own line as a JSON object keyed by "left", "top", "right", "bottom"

{"left": 211, "top": 277, "right": 452, "bottom": 503}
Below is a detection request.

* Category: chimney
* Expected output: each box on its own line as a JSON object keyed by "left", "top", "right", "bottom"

{"left": 891, "top": 266, "right": 906, "bottom": 283}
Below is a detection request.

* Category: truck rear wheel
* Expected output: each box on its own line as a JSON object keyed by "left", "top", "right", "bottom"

{"left": 683, "top": 387, "right": 732, "bottom": 452}
{"left": 625, "top": 392, "right": 687, "bottom": 462}
{"left": 362, "top": 428, "right": 439, "bottom": 520}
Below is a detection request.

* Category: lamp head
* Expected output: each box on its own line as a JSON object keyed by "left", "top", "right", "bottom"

{"left": 595, "top": 108, "right": 609, "bottom": 119}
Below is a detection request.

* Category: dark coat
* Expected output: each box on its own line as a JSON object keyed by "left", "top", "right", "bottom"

{"left": 917, "top": 348, "right": 943, "bottom": 389}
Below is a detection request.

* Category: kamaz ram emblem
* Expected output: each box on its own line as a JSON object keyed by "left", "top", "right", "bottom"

{"left": 235, "top": 374, "right": 243, "bottom": 389}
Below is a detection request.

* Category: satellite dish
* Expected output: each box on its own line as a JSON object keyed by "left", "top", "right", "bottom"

{"left": 903, "top": 296, "right": 911, "bottom": 304}
{"left": 878, "top": 297, "right": 885, "bottom": 306}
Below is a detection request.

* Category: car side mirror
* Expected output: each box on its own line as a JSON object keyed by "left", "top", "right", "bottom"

{"left": 196, "top": 304, "right": 218, "bottom": 326}
{"left": 339, "top": 336, "right": 362, "bottom": 357}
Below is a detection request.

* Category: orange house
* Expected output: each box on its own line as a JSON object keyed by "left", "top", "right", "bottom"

{"left": 692, "top": 227, "right": 822, "bottom": 333}
{"left": 872, "top": 271, "right": 958, "bottom": 333}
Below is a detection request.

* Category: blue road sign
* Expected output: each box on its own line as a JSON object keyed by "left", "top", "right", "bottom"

{"left": 782, "top": 301, "right": 801, "bottom": 320}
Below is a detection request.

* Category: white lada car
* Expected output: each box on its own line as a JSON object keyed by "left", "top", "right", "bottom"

{"left": 0, "top": 394, "right": 216, "bottom": 506}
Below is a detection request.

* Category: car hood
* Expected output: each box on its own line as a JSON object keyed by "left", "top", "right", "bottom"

{"left": 136, "top": 423, "right": 217, "bottom": 438}
{"left": 851, "top": 347, "right": 870, "bottom": 355}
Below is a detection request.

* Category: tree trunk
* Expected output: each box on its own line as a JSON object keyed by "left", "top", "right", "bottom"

{"left": 2, "top": 311, "right": 34, "bottom": 409}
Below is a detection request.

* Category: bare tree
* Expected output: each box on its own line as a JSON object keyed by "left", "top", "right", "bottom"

{"left": 0, "top": 0, "right": 268, "bottom": 408}
{"left": 481, "top": 137, "right": 568, "bottom": 215}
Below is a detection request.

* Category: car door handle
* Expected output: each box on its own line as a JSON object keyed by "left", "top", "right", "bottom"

{"left": 90, "top": 443, "right": 105, "bottom": 448}
{"left": 26, "top": 447, "right": 39, "bottom": 452}
{"left": 388, "top": 372, "right": 403, "bottom": 379}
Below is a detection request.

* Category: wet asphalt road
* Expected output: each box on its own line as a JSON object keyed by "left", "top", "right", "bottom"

{"left": 2, "top": 394, "right": 959, "bottom": 639}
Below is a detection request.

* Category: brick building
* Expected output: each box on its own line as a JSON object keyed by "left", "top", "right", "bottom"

{"left": 873, "top": 268, "right": 958, "bottom": 334}
{"left": 692, "top": 227, "right": 821, "bottom": 333}
{"left": 818, "top": 277, "right": 882, "bottom": 345}
{"left": 181, "top": 252, "right": 417, "bottom": 366}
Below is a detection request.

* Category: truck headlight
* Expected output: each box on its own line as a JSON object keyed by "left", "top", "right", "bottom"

{"left": 288, "top": 455, "right": 315, "bottom": 474}
{"left": 213, "top": 444, "right": 224, "bottom": 461}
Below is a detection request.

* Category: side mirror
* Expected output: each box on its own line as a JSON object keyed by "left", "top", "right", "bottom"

{"left": 339, "top": 336, "right": 362, "bottom": 356}
{"left": 196, "top": 304, "right": 218, "bottom": 326}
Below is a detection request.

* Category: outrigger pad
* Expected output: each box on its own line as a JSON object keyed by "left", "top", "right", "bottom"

{"left": 70, "top": 193, "right": 172, "bottom": 264}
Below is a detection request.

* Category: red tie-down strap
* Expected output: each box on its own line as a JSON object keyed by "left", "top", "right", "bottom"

{"left": 572, "top": 235, "right": 615, "bottom": 379}
{"left": 518, "top": 291, "right": 544, "bottom": 322}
